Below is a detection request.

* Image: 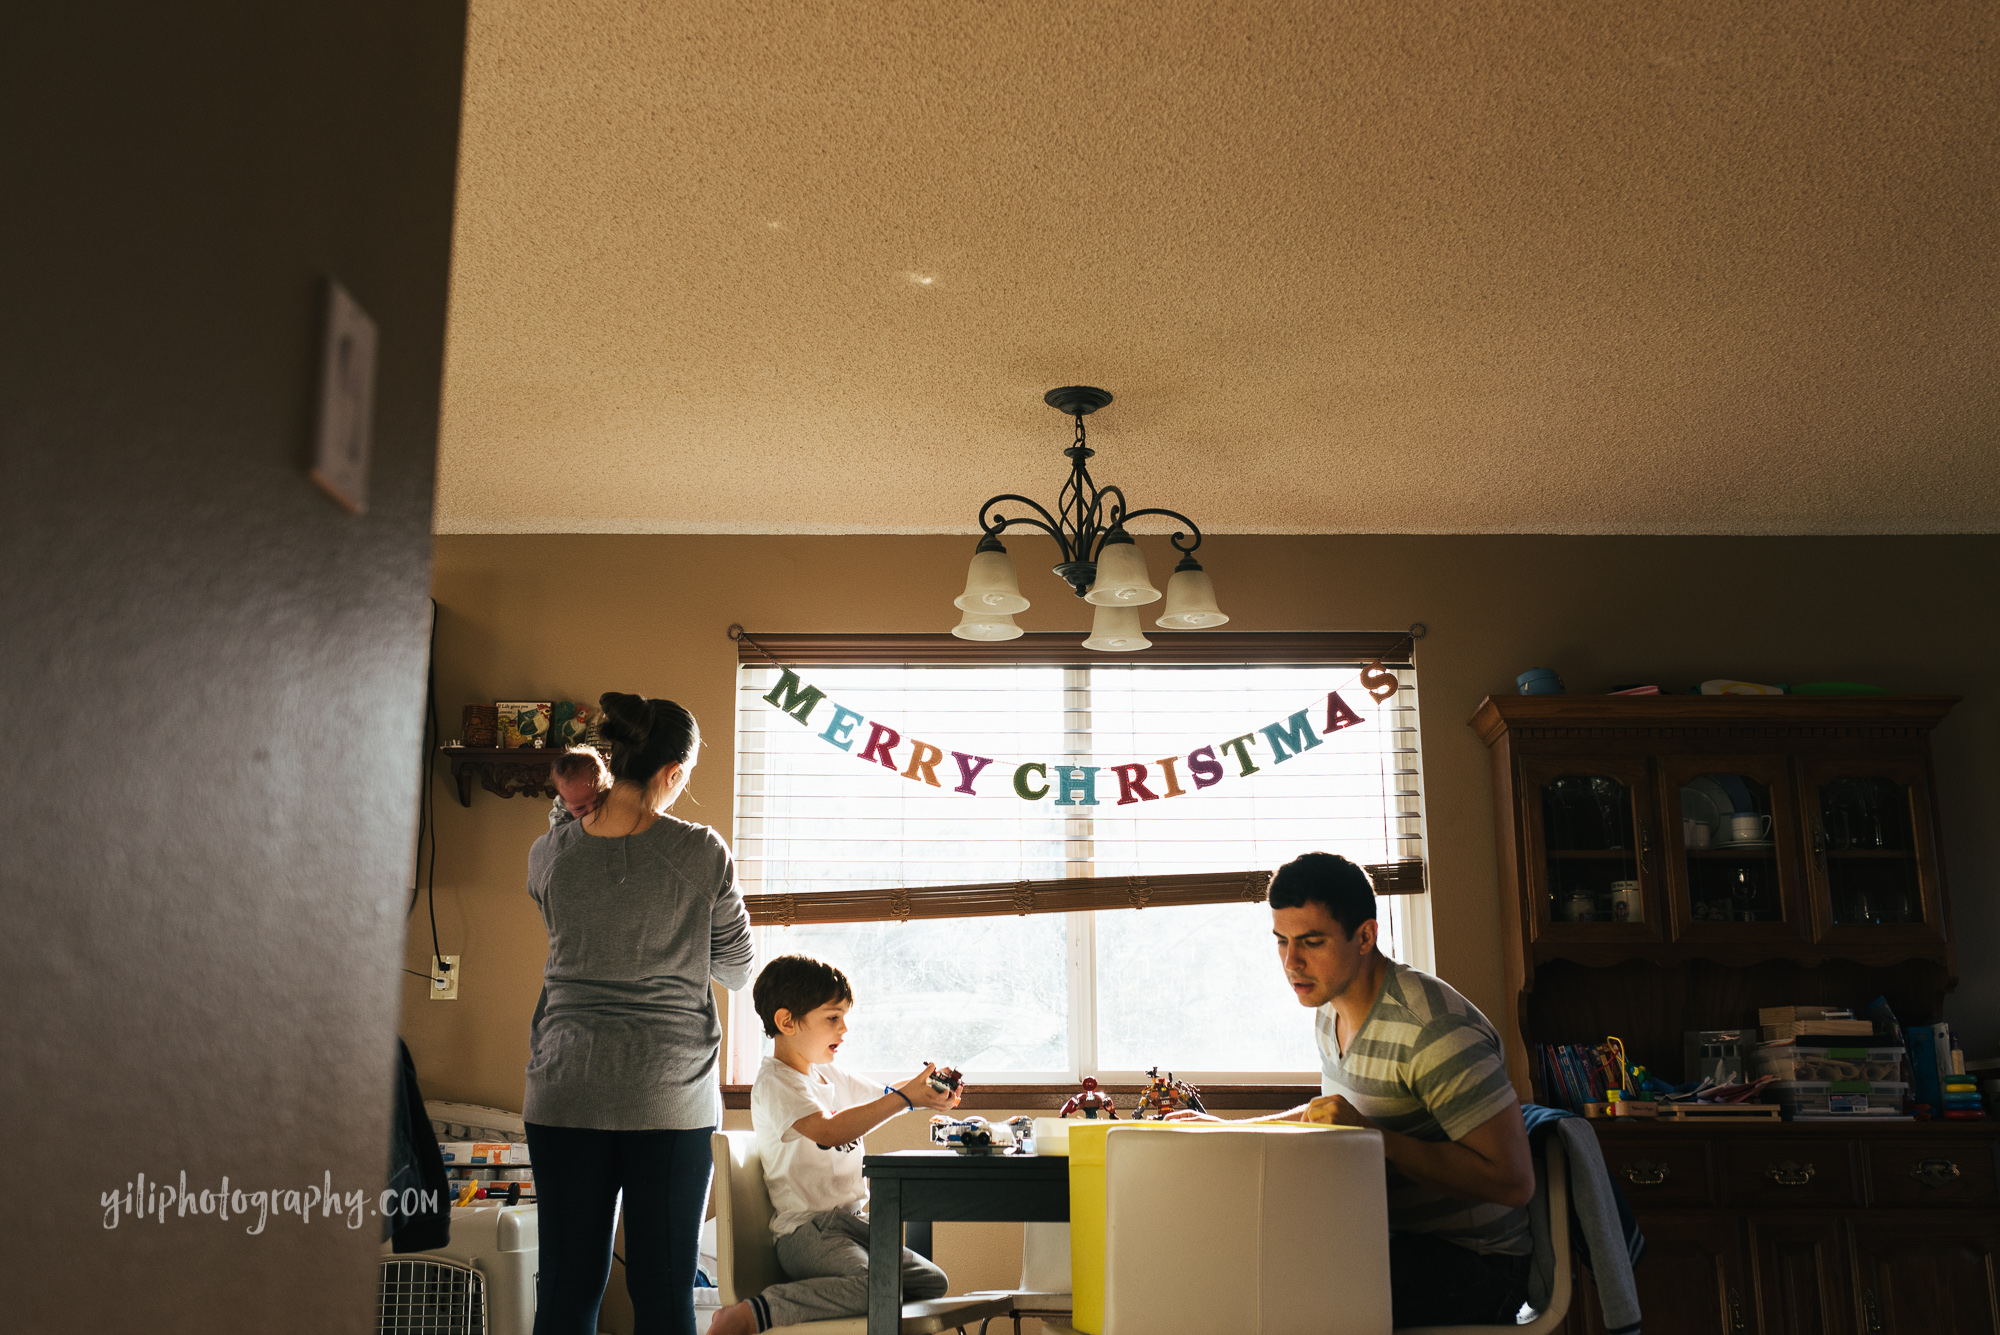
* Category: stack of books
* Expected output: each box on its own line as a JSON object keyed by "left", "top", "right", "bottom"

{"left": 1536, "top": 1043, "right": 1610, "bottom": 1114}
{"left": 1759, "top": 1005, "right": 1875, "bottom": 1041}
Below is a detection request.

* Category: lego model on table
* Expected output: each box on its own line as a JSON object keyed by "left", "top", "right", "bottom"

{"left": 929, "top": 1115, "right": 1036, "bottom": 1154}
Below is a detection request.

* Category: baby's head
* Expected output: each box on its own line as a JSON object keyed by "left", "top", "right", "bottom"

{"left": 551, "top": 747, "right": 611, "bottom": 819}
{"left": 754, "top": 954, "right": 855, "bottom": 1064}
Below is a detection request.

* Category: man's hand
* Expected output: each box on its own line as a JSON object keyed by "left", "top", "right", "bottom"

{"left": 1301, "top": 1094, "right": 1379, "bottom": 1130}
{"left": 898, "top": 1063, "right": 960, "bottom": 1113}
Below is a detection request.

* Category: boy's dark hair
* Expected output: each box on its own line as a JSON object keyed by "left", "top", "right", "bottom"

{"left": 753, "top": 955, "right": 855, "bottom": 1038}
{"left": 1267, "top": 852, "right": 1377, "bottom": 939}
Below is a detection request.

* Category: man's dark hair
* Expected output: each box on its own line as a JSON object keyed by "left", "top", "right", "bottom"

{"left": 753, "top": 954, "right": 855, "bottom": 1038}
{"left": 1267, "top": 852, "right": 1377, "bottom": 938}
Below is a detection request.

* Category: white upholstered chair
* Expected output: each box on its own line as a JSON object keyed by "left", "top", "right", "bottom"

{"left": 1046, "top": 1124, "right": 1394, "bottom": 1335}
{"left": 1399, "top": 1135, "right": 1571, "bottom": 1335}
{"left": 708, "top": 1131, "right": 1010, "bottom": 1335}
{"left": 964, "top": 1220, "right": 1072, "bottom": 1334}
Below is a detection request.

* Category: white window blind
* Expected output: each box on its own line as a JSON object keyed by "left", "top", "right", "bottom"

{"left": 730, "top": 660, "right": 1428, "bottom": 1084}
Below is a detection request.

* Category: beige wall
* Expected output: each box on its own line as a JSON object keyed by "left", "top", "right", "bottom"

{"left": 409, "top": 532, "right": 1999, "bottom": 1323}
{"left": 6, "top": 5, "right": 466, "bottom": 1329}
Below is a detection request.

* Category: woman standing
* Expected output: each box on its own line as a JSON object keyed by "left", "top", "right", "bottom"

{"left": 524, "top": 692, "right": 755, "bottom": 1335}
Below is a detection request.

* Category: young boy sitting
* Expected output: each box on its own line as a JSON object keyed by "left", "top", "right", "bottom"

{"left": 710, "top": 955, "right": 963, "bottom": 1335}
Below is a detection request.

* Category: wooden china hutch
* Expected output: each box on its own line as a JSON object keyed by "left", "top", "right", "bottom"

{"left": 1474, "top": 695, "right": 1998, "bottom": 1335}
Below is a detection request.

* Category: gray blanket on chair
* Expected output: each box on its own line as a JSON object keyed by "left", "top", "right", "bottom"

{"left": 1526, "top": 1117, "right": 1642, "bottom": 1335}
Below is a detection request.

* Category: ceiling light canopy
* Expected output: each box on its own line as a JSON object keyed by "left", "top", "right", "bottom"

{"left": 951, "top": 387, "right": 1228, "bottom": 648}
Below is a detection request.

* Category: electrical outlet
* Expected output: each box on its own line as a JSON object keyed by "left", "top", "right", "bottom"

{"left": 430, "top": 955, "right": 459, "bottom": 1001}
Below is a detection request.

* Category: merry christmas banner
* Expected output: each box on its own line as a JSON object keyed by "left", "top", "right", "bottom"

{"left": 752, "top": 664, "right": 1400, "bottom": 807}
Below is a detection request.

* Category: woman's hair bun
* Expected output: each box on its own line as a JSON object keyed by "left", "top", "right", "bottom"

{"left": 595, "top": 692, "right": 699, "bottom": 786}
{"left": 597, "top": 691, "right": 653, "bottom": 748}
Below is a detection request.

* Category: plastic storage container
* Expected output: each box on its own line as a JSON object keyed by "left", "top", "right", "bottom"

{"left": 1767, "top": 1079, "right": 1909, "bottom": 1115}
{"left": 1753, "top": 1043, "right": 1905, "bottom": 1082}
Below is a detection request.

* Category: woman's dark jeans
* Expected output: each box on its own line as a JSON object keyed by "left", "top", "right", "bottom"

{"left": 525, "top": 1122, "right": 715, "bottom": 1335}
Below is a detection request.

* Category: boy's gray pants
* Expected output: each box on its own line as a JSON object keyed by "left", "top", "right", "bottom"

{"left": 754, "top": 1208, "right": 948, "bottom": 1329}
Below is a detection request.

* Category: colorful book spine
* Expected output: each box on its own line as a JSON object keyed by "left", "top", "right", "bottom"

{"left": 1538, "top": 1043, "right": 1618, "bottom": 1112}
{"left": 1559, "top": 1046, "right": 1585, "bottom": 1110}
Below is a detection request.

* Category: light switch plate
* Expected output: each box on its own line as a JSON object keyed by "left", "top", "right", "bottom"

{"left": 309, "top": 280, "right": 377, "bottom": 515}
{"left": 430, "top": 955, "right": 459, "bottom": 1001}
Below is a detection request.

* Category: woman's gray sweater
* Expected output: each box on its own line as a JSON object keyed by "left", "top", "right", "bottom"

{"left": 523, "top": 815, "right": 755, "bottom": 1130}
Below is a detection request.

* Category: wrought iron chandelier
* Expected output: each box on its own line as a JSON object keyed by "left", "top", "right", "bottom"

{"left": 951, "top": 386, "right": 1229, "bottom": 650}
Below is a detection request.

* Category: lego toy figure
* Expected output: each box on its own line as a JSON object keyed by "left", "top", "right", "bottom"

{"left": 1058, "top": 1076, "right": 1119, "bottom": 1120}
{"left": 929, "top": 1115, "right": 996, "bottom": 1153}
{"left": 1004, "top": 1115, "right": 1035, "bottom": 1154}
{"left": 1132, "top": 1066, "right": 1206, "bottom": 1121}
{"left": 926, "top": 1064, "right": 964, "bottom": 1097}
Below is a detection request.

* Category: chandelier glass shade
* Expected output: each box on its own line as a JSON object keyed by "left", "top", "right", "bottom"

{"left": 1082, "top": 598, "right": 1152, "bottom": 652}
{"left": 953, "top": 539, "right": 1031, "bottom": 614}
{"left": 1085, "top": 532, "right": 1161, "bottom": 606}
{"left": 952, "top": 386, "right": 1227, "bottom": 648}
{"left": 1156, "top": 554, "right": 1230, "bottom": 629}
{"left": 949, "top": 607, "right": 1026, "bottom": 641}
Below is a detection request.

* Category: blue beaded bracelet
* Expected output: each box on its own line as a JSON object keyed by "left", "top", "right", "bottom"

{"left": 885, "top": 1084, "right": 915, "bottom": 1110}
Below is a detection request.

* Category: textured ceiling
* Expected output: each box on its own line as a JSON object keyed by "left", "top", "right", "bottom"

{"left": 437, "top": 1, "right": 1999, "bottom": 535}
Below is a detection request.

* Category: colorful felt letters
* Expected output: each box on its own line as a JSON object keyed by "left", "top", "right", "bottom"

{"left": 774, "top": 668, "right": 1384, "bottom": 805}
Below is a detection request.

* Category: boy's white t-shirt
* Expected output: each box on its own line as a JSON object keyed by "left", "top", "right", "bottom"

{"left": 751, "top": 1055, "right": 886, "bottom": 1237}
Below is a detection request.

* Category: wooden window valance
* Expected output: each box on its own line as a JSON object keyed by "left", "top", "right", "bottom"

{"left": 743, "top": 861, "right": 1424, "bottom": 927}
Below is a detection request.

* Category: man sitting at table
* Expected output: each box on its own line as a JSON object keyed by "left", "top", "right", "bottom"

{"left": 1173, "top": 852, "right": 1537, "bottom": 1327}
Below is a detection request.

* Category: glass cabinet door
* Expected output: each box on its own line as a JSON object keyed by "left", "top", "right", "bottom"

{"left": 1658, "top": 757, "right": 1804, "bottom": 943}
{"left": 1521, "top": 757, "right": 1660, "bottom": 940}
{"left": 1802, "top": 757, "right": 1944, "bottom": 941}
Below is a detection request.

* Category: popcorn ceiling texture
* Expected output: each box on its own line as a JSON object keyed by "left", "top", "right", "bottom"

{"left": 438, "top": 0, "right": 1999, "bottom": 536}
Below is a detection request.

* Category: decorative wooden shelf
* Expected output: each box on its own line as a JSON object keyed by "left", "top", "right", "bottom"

{"left": 442, "top": 746, "right": 557, "bottom": 807}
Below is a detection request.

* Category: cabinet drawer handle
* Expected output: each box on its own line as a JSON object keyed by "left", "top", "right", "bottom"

{"left": 1864, "top": 1291, "right": 1885, "bottom": 1333}
{"left": 1622, "top": 1160, "right": 1670, "bottom": 1187}
{"left": 1765, "top": 1160, "right": 1816, "bottom": 1187}
{"left": 1910, "top": 1157, "right": 1962, "bottom": 1188}
{"left": 1728, "top": 1287, "right": 1747, "bottom": 1333}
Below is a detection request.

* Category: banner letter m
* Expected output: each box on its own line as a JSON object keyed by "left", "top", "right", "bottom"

{"left": 762, "top": 669, "right": 826, "bottom": 725}
{"left": 1260, "top": 710, "right": 1323, "bottom": 764}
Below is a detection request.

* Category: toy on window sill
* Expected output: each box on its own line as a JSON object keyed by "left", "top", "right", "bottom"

{"left": 1132, "top": 1067, "right": 1206, "bottom": 1121}
{"left": 926, "top": 1064, "right": 965, "bottom": 1097}
{"left": 1058, "top": 1076, "right": 1119, "bottom": 1120}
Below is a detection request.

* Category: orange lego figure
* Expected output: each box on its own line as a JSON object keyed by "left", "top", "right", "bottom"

{"left": 1132, "top": 1066, "right": 1206, "bottom": 1120}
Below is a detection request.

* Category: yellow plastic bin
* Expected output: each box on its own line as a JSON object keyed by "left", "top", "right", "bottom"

{"left": 1066, "top": 1121, "right": 1323, "bottom": 1334}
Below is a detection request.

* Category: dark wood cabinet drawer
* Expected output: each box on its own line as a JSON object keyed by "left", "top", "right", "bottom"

{"left": 1600, "top": 1137, "right": 1715, "bottom": 1206}
{"left": 1866, "top": 1139, "right": 2000, "bottom": 1208}
{"left": 1722, "top": 1141, "right": 1859, "bottom": 1208}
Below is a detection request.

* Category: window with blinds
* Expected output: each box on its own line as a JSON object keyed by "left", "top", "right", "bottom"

{"left": 729, "top": 644, "right": 1428, "bottom": 1084}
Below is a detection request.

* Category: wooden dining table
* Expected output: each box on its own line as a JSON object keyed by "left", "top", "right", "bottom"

{"left": 862, "top": 1150, "right": 1071, "bottom": 1335}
